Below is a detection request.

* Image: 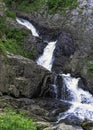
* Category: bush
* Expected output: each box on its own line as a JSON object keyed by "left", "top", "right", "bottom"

{"left": 5, "top": 11, "right": 16, "bottom": 19}
{"left": 4, "top": 0, "right": 78, "bottom": 14}
{"left": 0, "top": 40, "right": 6, "bottom": 55}
{"left": 0, "top": 109, "right": 37, "bottom": 130}
{"left": 47, "top": 0, "right": 78, "bottom": 14}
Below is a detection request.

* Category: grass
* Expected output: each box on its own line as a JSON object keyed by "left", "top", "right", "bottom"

{"left": 0, "top": 109, "right": 37, "bottom": 130}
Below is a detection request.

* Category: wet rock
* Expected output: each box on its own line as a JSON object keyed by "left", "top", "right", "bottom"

{"left": 16, "top": 11, "right": 60, "bottom": 42}
{"left": 55, "top": 32, "right": 75, "bottom": 57}
{"left": 52, "top": 32, "right": 75, "bottom": 73}
{"left": 81, "top": 119, "right": 93, "bottom": 130}
{"left": 0, "top": 95, "right": 71, "bottom": 122}
{"left": 24, "top": 34, "right": 48, "bottom": 60}
{"left": 53, "top": 123, "right": 77, "bottom": 130}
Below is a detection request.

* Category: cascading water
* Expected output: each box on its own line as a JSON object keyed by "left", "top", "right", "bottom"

{"left": 58, "top": 74, "right": 93, "bottom": 123}
{"left": 17, "top": 18, "right": 93, "bottom": 127}
{"left": 16, "top": 17, "right": 56, "bottom": 71}
{"left": 16, "top": 18, "right": 39, "bottom": 37}
{"left": 37, "top": 41, "right": 57, "bottom": 71}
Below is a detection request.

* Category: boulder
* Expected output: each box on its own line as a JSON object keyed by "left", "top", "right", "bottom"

{"left": 81, "top": 119, "right": 93, "bottom": 130}
{"left": 54, "top": 123, "right": 77, "bottom": 130}
{"left": 0, "top": 53, "right": 52, "bottom": 98}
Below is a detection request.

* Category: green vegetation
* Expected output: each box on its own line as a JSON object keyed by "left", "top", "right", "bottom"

{"left": 1, "top": 0, "right": 78, "bottom": 57}
{"left": 5, "top": 10, "right": 16, "bottom": 19}
{"left": 4, "top": 0, "right": 78, "bottom": 14}
{"left": 0, "top": 109, "right": 37, "bottom": 130}
{"left": 47, "top": 0, "right": 78, "bottom": 14}
{"left": 0, "top": 42, "right": 6, "bottom": 55}
{"left": 0, "top": 12, "right": 35, "bottom": 58}
{"left": 88, "top": 62, "right": 93, "bottom": 76}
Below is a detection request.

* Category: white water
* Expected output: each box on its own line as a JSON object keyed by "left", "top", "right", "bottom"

{"left": 16, "top": 17, "right": 56, "bottom": 71}
{"left": 37, "top": 41, "right": 56, "bottom": 71}
{"left": 16, "top": 18, "right": 93, "bottom": 125}
{"left": 58, "top": 73, "right": 93, "bottom": 122}
{"left": 16, "top": 18, "right": 39, "bottom": 37}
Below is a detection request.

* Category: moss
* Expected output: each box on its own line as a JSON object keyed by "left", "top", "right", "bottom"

{"left": 81, "top": 120, "right": 93, "bottom": 130}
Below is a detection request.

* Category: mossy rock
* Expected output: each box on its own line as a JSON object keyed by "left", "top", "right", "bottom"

{"left": 81, "top": 120, "right": 93, "bottom": 130}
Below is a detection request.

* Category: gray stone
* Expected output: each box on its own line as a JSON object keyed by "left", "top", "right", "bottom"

{"left": 0, "top": 53, "right": 52, "bottom": 98}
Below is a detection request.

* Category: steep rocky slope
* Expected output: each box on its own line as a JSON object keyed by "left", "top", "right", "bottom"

{"left": 12, "top": 0, "right": 93, "bottom": 94}
{"left": 0, "top": 0, "right": 93, "bottom": 129}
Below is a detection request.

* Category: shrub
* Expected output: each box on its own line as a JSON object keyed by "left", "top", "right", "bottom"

{"left": 4, "top": 0, "right": 78, "bottom": 14}
{"left": 5, "top": 11, "right": 16, "bottom": 19}
{"left": 0, "top": 109, "right": 37, "bottom": 130}
{"left": 47, "top": 0, "right": 78, "bottom": 14}
{"left": 0, "top": 40, "right": 6, "bottom": 55}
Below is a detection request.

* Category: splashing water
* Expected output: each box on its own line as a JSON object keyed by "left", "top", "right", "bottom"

{"left": 37, "top": 41, "right": 57, "bottom": 71}
{"left": 58, "top": 73, "right": 93, "bottom": 123}
{"left": 16, "top": 18, "right": 39, "bottom": 37}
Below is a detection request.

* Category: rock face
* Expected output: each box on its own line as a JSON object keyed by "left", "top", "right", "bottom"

{"left": 0, "top": 54, "right": 52, "bottom": 98}
{"left": 24, "top": 34, "right": 48, "bottom": 60}
{"left": 52, "top": 32, "right": 75, "bottom": 73}
{"left": 0, "top": 95, "right": 70, "bottom": 122}
{"left": 81, "top": 119, "right": 93, "bottom": 130}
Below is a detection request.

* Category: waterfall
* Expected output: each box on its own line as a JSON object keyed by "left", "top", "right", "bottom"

{"left": 16, "top": 18, "right": 39, "bottom": 37}
{"left": 58, "top": 73, "right": 93, "bottom": 123}
{"left": 36, "top": 41, "right": 56, "bottom": 71}
{"left": 17, "top": 18, "right": 93, "bottom": 125}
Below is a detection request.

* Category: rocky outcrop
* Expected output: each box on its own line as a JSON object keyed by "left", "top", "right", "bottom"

{"left": 24, "top": 34, "right": 48, "bottom": 60}
{"left": 54, "top": 123, "right": 77, "bottom": 130}
{"left": 0, "top": 95, "right": 70, "bottom": 122}
{"left": 0, "top": 53, "right": 52, "bottom": 98}
{"left": 81, "top": 119, "right": 93, "bottom": 130}
{"left": 52, "top": 32, "right": 75, "bottom": 73}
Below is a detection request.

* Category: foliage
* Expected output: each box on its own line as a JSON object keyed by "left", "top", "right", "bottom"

{"left": 5, "top": 10, "right": 16, "bottom": 19}
{"left": 16, "top": 0, "right": 45, "bottom": 13}
{"left": 3, "top": 0, "right": 78, "bottom": 14}
{"left": 0, "top": 41, "right": 6, "bottom": 55}
{"left": 47, "top": 0, "right": 78, "bottom": 14}
{"left": 0, "top": 16, "right": 7, "bottom": 37}
{"left": 0, "top": 13, "right": 35, "bottom": 59}
{"left": 0, "top": 109, "right": 37, "bottom": 130}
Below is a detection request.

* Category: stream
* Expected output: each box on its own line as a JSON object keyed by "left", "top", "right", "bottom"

{"left": 16, "top": 17, "right": 93, "bottom": 129}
